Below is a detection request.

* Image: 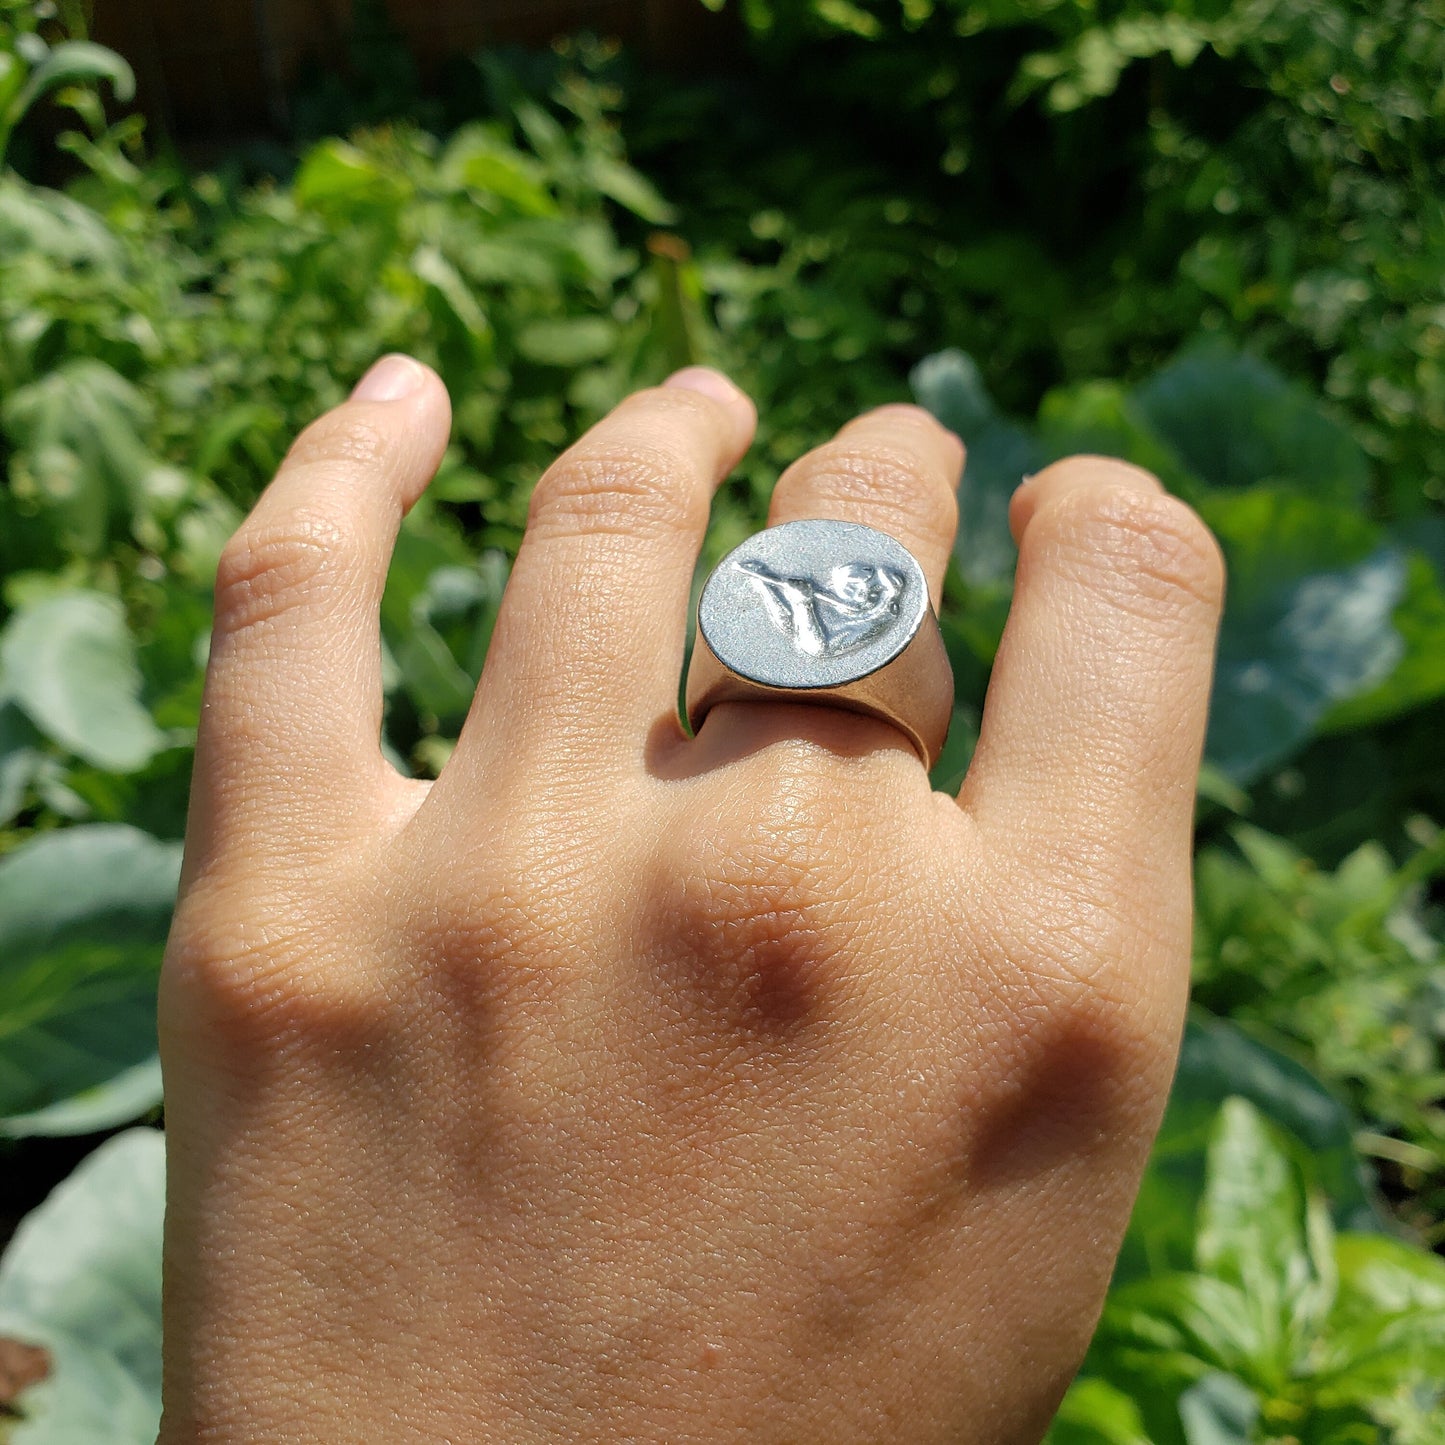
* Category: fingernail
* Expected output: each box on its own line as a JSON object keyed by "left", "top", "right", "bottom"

{"left": 351, "top": 354, "right": 426, "bottom": 402}
{"left": 664, "top": 366, "right": 749, "bottom": 412}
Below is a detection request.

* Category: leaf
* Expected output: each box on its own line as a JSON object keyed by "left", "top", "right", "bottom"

{"left": 1045, "top": 1378, "right": 1152, "bottom": 1445}
{"left": 440, "top": 125, "right": 559, "bottom": 215}
{"left": 1195, "top": 1098, "right": 1327, "bottom": 1377}
{"left": 1313, "top": 1236, "right": 1445, "bottom": 1415}
{"left": 1116, "top": 1010, "right": 1382, "bottom": 1289}
{"left": 0, "top": 181, "right": 120, "bottom": 267}
{"left": 1177, "top": 1372, "right": 1259, "bottom": 1445}
{"left": 0, "top": 592, "right": 165, "bottom": 772}
{"left": 293, "top": 138, "right": 406, "bottom": 210}
{"left": 0, "top": 1057, "right": 162, "bottom": 1141}
{"left": 1202, "top": 490, "right": 1406, "bottom": 784}
{"left": 911, "top": 350, "right": 1044, "bottom": 595}
{"left": 412, "top": 244, "right": 494, "bottom": 367}
{"left": 514, "top": 315, "right": 619, "bottom": 366}
{"left": 910, "top": 347, "right": 995, "bottom": 438}
{"left": 1096, "top": 1272, "right": 1263, "bottom": 1382}
{"left": 586, "top": 156, "right": 677, "bottom": 224}
{"left": 6, "top": 41, "right": 135, "bottom": 130}
{"left": 2, "top": 360, "right": 164, "bottom": 559}
{"left": 1133, "top": 345, "right": 1370, "bottom": 504}
{"left": 1196, "top": 1098, "right": 1305, "bottom": 1284}
{"left": 1325, "top": 547, "right": 1445, "bottom": 731}
{"left": 1036, "top": 380, "right": 1195, "bottom": 496}
{"left": 0, "top": 826, "right": 180, "bottom": 1125}
{"left": 0, "top": 703, "right": 43, "bottom": 827}
{"left": 0, "top": 1130, "right": 163, "bottom": 1445}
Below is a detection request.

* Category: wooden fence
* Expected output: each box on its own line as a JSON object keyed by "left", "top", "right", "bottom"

{"left": 93, "top": 0, "right": 738, "bottom": 138}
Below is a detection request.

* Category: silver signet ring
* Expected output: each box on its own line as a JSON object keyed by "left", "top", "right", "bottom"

{"left": 685, "top": 519, "right": 954, "bottom": 768}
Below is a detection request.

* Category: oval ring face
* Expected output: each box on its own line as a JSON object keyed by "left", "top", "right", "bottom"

{"left": 697, "top": 519, "right": 929, "bottom": 691}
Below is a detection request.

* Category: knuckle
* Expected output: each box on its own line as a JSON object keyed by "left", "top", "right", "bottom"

{"left": 528, "top": 443, "right": 705, "bottom": 540}
{"left": 162, "top": 881, "right": 378, "bottom": 1058}
{"left": 785, "top": 442, "right": 958, "bottom": 540}
{"left": 1050, "top": 484, "right": 1225, "bottom": 617}
{"left": 653, "top": 769, "right": 860, "bottom": 1027}
{"left": 284, "top": 413, "right": 394, "bottom": 475}
{"left": 410, "top": 865, "right": 579, "bottom": 1008}
{"left": 214, "top": 508, "right": 362, "bottom": 632}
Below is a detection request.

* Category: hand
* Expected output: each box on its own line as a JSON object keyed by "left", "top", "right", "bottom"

{"left": 159, "top": 356, "right": 1223, "bottom": 1443}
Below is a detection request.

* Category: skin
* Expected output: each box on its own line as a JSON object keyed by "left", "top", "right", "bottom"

{"left": 158, "top": 356, "right": 1224, "bottom": 1443}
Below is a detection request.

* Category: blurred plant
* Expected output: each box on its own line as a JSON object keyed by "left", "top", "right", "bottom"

{"left": 657, "top": 0, "right": 1445, "bottom": 511}
{"left": 0, "top": 0, "right": 133, "bottom": 169}
{"left": 1052, "top": 1098, "right": 1445, "bottom": 1445}
{"left": 1194, "top": 826, "right": 1445, "bottom": 1240}
{"left": 2, "top": 27, "right": 1444, "bottom": 1443}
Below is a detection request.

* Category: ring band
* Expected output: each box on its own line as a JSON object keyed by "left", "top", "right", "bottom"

{"left": 685, "top": 519, "right": 954, "bottom": 767}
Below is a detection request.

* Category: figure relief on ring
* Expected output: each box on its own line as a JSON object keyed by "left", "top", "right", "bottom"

{"left": 736, "top": 559, "right": 906, "bottom": 657}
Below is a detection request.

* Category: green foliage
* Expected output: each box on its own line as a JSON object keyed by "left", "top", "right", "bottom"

{"left": 0, "top": 1130, "right": 163, "bottom": 1444}
{"left": 0, "top": 825, "right": 177, "bottom": 1132}
{"left": 1194, "top": 827, "right": 1445, "bottom": 1237}
{"left": 912, "top": 346, "right": 1445, "bottom": 787}
{"left": 0, "top": 1, "right": 134, "bottom": 168}
{"left": 1, "top": 13, "right": 1443, "bottom": 1438}
{"left": 677, "top": 0, "right": 1445, "bottom": 510}
{"left": 1054, "top": 1099, "right": 1445, "bottom": 1445}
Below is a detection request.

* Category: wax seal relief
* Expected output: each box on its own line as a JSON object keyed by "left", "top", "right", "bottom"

{"left": 737, "top": 560, "right": 907, "bottom": 658}
{"left": 685, "top": 519, "right": 954, "bottom": 767}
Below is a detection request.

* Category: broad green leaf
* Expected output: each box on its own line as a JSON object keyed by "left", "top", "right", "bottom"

{"left": 0, "top": 826, "right": 180, "bottom": 1123}
{"left": 1134, "top": 346, "right": 1370, "bottom": 504}
{"left": 0, "top": 1056, "right": 162, "bottom": 1140}
{"left": 586, "top": 156, "right": 677, "bottom": 225}
{"left": 1116, "top": 1011, "right": 1382, "bottom": 1288}
{"left": 1195, "top": 1098, "right": 1329, "bottom": 1381}
{"left": 1202, "top": 490, "right": 1406, "bottom": 783}
{"left": 1094, "top": 1272, "right": 1262, "bottom": 1383}
{"left": 0, "top": 1130, "right": 163, "bottom": 1445}
{"left": 1312, "top": 1236, "right": 1445, "bottom": 1416}
{"left": 1036, "top": 380, "right": 1193, "bottom": 495}
{"left": 1196, "top": 1098, "right": 1305, "bottom": 1286}
{"left": 1325, "top": 550, "right": 1445, "bottom": 731}
{"left": 412, "top": 244, "right": 494, "bottom": 367}
{"left": 2, "top": 360, "right": 166, "bottom": 558}
{"left": 0, "top": 592, "right": 165, "bottom": 772}
{"left": 440, "top": 125, "right": 559, "bottom": 215}
{"left": 0, "top": 181, "right": 120, "bottom": 267}
{"left": 911, "top": 350, "right": 1043, "bottom": 596}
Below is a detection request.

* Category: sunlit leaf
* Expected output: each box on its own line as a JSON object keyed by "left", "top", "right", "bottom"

{"left": 0, "top": 1130, "right": 163, "bottom": 1445}
{"left": 1134, "top": 346, "right": 1370, "bottom": 504}
{"left": 0, "top": 1057, "right": 162, "bottom": 1141}
{"left": 293, "top": 138, "right": 407, "bottom": 209}
{"left": 0, "top": 592, "right": 165, "bottom": 772}
{"left": 6, "top": 41, "right": 135, "bottom": 130}
{"left": 0, "top": 826, "right": 179, "bottom": 1126}
{"left": 1177, "top": 1372, "right": 1258, "bottom": 1445}
{"left": 1203, "top": 491, "right": 1406, "bottom": 784}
